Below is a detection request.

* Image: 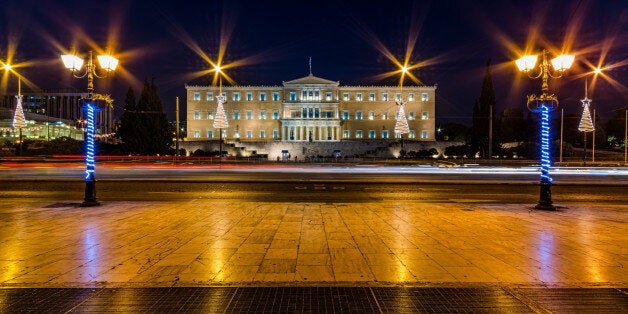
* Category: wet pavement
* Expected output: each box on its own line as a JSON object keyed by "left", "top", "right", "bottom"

{"left": 1, "top": 194, "right": 626, "bottom": 311}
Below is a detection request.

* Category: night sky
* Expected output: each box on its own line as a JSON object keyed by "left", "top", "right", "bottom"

{"left": 2, "top": 0, "right": 627, "bottom": 125}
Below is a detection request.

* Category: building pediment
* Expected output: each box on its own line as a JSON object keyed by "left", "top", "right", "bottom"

{"left": 283, "top": 74, "right": 339, "bottom": 86}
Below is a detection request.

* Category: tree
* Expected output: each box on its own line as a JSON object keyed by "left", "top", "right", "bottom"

{"left": 471, "top": 60, "right": 497, "bottom": 158}
{"left": 437, "top": 122, "right": 468, "bottom": 142}
{"left": 116, "top": 78, "right": 173, "bottom": 155}
{"left": 499, "top": 108, "right": 526, "bottom": 143}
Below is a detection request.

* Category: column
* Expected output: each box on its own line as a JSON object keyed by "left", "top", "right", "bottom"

{"left": 318, "top": 126, "right": 322, "bottom": 141}
{"left": 299, "top": 125, "right": 304, "bottom": 141}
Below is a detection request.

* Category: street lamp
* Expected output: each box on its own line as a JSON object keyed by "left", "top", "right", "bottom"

{"left": 394, "top": 65, "right": 410, "bottom": 158}
{"left": 516, "top": 49, "right": 574, "bottom": 210}
{"left": 61, "top": 50, "right": 118, "bottom": 207}
{"left": 212, "top": 64, "right": 228, "bottom": 162}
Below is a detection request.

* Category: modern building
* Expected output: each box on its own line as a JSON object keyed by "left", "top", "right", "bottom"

{"left": 185, "top": 73, "right": 436, "bottom": 158}
{"left": 1, "top": 90, "right": 115, "bottom": 141}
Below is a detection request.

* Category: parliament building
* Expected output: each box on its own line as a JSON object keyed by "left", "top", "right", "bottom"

{"left": 185, "top": 73, "right": 436, "bottom": 159}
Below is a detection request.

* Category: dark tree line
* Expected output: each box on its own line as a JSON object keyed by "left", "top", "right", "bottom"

{"left": 116, "top": 78, "right": 173, "bottom": 155}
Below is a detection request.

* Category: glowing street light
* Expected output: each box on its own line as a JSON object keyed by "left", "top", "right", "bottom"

{"left": 61, "top": 50, "right": 119, "bottom": 207}
{"left": 516, "top": 49, "right": 574, "bottom": 210}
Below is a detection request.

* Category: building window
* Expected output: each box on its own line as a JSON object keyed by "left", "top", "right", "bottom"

{"left": 259, "top": 92, "right": 266, "bottom": 101}
{"left": 260, "top": 130, "right": 266, "bottom": 138}
{"left": 207, "top": 110, "right": 214, "bottom": 120}
{"left": 207, "top": 130, "right": 213, "bottom": 138}
{"left": 246, "top": 130, "right": 253, "bottom": 138}
{"left": 421, "top": 92, "right": 429, "bottom": 101}
{"left": 382, "top": 111, "right": 388, "bottom": 120}
{"left": 369, "top": 92, "right": 375, "bottom": 101}
{"left": 234, "top": 130, "right": 240, "bottom": 138}
{"left": 273, "top": 129, "right": 279, "bottom": 138}
{"left": 356, "top": 92, "right": 363, "bottom": 101}
{"left": 408, "top": 93, "right": 414, "bottom": 101}
{"left": 259, "top": 110, "right": 266, "bottom": 120}
{"left": 342, "top": 110, "right": 350, "bottom": 120}
{"left": 193, "top": 92, "right": 200, "bottom": 101}
{"left": 289, "top": 92, "right": 297, "bottom": 101}
{"left": 382, "top": 92, "right": 389, "bottom": 101}
{"left": 356, "top": 130, "right": 363, "bottom": 139}
{"left": 382, "top": 130, "right": 389, "bottom": 138}
{"left": 272, "top": 92, "right": 280, "bottom": 101}
{"left": 408, "top": 111, "right": 415, "bottom": 120}
{"left": 246, "top": 110, "right": 253, "bottom": 120}
{"left": 193, "top": 109, "right": 201, "bottom": 120}
{"left": 302, "top": 108, "right": 308, "bottom": 118}
{"left": 233, "top": 110, "right": 240, "bottom": 120}
{"left": 326, "top": 92, "right": 332, "bottom": 101}
{"left": 395, "top": 93, "right": 401, "bottom": 101}
{"left": 368, "top": 130, "right": 376, "bottom": 139}
{"left": 422, "top": 111, "right": 429, "bottom": 120}
{"left": 245, "top": 92, "right": 252, "bottom": 101}
{"left": 273, "top": 109, "right": 280, "bottom": 119}
{"left": 356, "top": 111, "right": 363, "bottom": 120}
{"left": 421, "top": 130, "right": 428, "bottom": 139}
{"left": 193, "top": 130, "right": 200, "bottom": 138}
{"left": 233, "top": 92, "right": 240, "bottom": 101}
{"left": 409, "top": 130, "right": 416, "bottom": 139}
{"left": 314, "top": 108, "right": 320, "bottom": 118}
{"left": 206, "top": 92, "right": 214, "bottom": 101}
{"left": 343, "top": 130, "right": 350, "bottom": 139}
{"left": 342, "top": 92, "right": 349, "bottom": 101}
{"left": 368, "top": 111, "right": 375, "bottom": 120}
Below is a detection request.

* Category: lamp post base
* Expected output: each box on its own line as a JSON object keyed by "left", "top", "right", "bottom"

{"left": 81, "top": 180, "right": 100, "bottom": 207}
{"left": 535, "top": 181, "right": 555, "bottom": 210}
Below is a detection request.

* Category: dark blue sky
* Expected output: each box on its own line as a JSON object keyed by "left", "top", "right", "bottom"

{"left": 2, "top": 0, "right": 627, "bottom": 124}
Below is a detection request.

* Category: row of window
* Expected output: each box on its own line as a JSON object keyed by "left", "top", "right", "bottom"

{"left": 192, "top": 91, "right": 430, "bottom": 102}
{"left": 192, "top": 109, "right": 430, "bottom": 121}
{"left": 192, "top": 129, "right": 430, "bottom": 139}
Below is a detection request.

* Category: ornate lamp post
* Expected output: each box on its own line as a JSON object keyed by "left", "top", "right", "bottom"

{"left": 516, "top": 49, "right": 574, "bottom": 210}
{"left": 394, "top": 65, "right": 410, "bottom": 157}
{"left": 61, "top": 50, "right": 118, "bottom": 207}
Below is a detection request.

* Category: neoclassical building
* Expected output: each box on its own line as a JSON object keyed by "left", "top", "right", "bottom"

{"left": 185, "top": 73, "right": 436, "bottom": 158}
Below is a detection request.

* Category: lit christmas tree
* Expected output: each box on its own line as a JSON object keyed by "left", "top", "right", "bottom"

{"left": 578, "top": 96, "right": 594, "bottom": 133}
{"left": 212, "top": 95, "right": 229, "bottom": 129}
{"left": 394, "top": 99, "right": 410, "bottom": 135}
{"left": 12, "top": 94, "right": 27, "bottom": 130}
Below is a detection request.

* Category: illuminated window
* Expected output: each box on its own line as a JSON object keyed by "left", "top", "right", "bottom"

{"left": 382, "top": 130, "right": 389, "bottom": 138}
{"left": 289, "top": 92, "right": 297, "bottom": 101}
{"left": 409, "top": 130, "right": 416, "bottom": 139}
{"left": 273, "top": 109, "right": 280, "bottom": 119}
{"left": 206, "top": 92, "right": 213, "bottom": 101}
{"left": 260, "top": 92, "right": 266, "bottom": 101}
{"left": 356, "top": 92, "right": 363, "bottom": 101}
{"left": 233, "top": 110, "right": 240, "bottom": 120}
{"left": 408, "top": 93, "right": 414, "bottom": 101}
{"left": 326, "top": 92, "right": 332, "bottom": 101}
{"left": 395, "top": 93, "right": 401, "bottom": 101}
{"left": 260, "top": 130, "right": 266, "bottom": 138}
{"left": 246, "top": 110, "right": 253, "bottom": 120}
{"left": 272, "top": 92, "right": 280, "bottom": 101}
{"left": 259, "top": 110, "right": 266, "bottom": 120}
{"left": 368, "top": 111, "right": 375, "bottom": 120}
{"left": 193, "top": 110, "right": 200, "bottom": 120}
{"left": 421, "top": 130, "right": 428, "bottom": 138}
{"left": 408, "top": 111, "right": 415, "bottom": 120}
{"left": 356, "top": 130, "right": 363, "bottom": 139}
{"left": 207, "top": 130, "right": 213, "bottom": 138}
{"left": 273, "top": 129, "right": 279, "bottom": 138}
{"left": 207, "top": 110, "right": 214, "bottom": 120}
{"left": 382, "top": 112, "right": 388, "bottom": 120}
{"left": 234, "top": 130, "right": 240, "bottom": 138}
{"left": 233, "top": 92, "right": 240, "bottom": 101}
{"left": 343, "top": 130, "right": 350, "bottom": 138}
{"left": 382, "top": 92, "right": 389, "bottom": 101}
{"left": 356, "top": 111, "right": 363, "bottom": 120}
{"left": 193, "top": 130, "right": 200, "bottom": 138}
{"left": 342, "top": 92, "right": 349, "bottom": 101}
{"left": 369, "top": 92, "right": 375, "bottom": 101}
{"left": 421, "top": 92, "right": 429, "bottom": 101}
{"left": 246, "top": 130, "right": 252, "bottom": 138}
{"left": 422, "top": 111, "right": 429, "bottom": 120}
{"left": 193, "top": 92, "right": 200, "bottom": 101}
{"left": 342, "top": 110, "right": 349, "bottom": 120}
{"left": 246, "top": 92, "right": 252, "bottom": 101}
{"left": 368, "top": 130, "right": 376, "bottom": 139}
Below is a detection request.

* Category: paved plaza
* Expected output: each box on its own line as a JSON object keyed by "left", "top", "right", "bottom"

{"left": 1, "top": 198, "right": 626, "bottom": 287}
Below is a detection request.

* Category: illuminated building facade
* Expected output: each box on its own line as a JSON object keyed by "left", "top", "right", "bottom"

{"left": 185, "top": 74, "right": 436, "bottom": 157}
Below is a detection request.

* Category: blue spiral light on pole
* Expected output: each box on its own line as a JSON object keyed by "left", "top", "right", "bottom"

{"left": 84, "top": 103, "right": 96, "bottom": 182}
{"left": 539, "top": 104, "right": 552, "bottom": 184}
